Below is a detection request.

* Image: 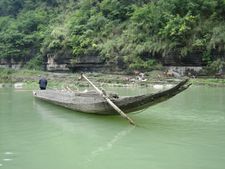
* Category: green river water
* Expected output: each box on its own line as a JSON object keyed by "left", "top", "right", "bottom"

{"left": 0, "top": 86, "right": 225, "bottom": 169}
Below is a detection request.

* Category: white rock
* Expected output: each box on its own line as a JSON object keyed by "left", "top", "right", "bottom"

{"left": 14, "top": 83, "right": 24, "bottom": 89}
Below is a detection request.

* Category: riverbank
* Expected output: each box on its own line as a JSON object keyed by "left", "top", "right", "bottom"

{"left": 0, "top": 68, "right": 225, "bottom": 89}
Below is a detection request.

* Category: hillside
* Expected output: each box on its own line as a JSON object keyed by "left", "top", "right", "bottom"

{"left": 0, "top": 0, "right": 225, "bottom": 72}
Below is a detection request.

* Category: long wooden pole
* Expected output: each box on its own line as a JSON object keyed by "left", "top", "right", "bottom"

{"left": 81, "top": 74, "right": 135, "bottom": 125}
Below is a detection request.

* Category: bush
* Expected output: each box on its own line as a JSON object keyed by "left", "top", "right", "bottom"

{"left": 205, "top": 59, "right": 224, "bottom": 75}
{"left": 24, "top": 56, "right": 43, "bottom": 70}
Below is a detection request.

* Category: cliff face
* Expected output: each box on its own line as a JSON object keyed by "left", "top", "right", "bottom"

{"left": 42, "top": 52, "right": 208, "bottom": 72}
{"left": 0, "top": 54, "right": 108, "bottom": 72}
{"left": 0, "top": 53, "right": 206, "bottom": 72}
{"left": 0, "top": 58, "right": 24, "bottom": 69}
{"left": 46, "top": 54, "right": 70, "bottom": 72}
{"left": 163, "top": 51, "right": 204, "bottom": 66}
{"left": 46, "top": 53, "right": 107, "bottom": 72}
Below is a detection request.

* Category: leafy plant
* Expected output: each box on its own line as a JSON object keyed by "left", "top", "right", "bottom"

{"left": 205, "top": 59, "right": 224, "bottom": 75}
{"left": 0, "top": 0, "right": 225, "bottom": 71}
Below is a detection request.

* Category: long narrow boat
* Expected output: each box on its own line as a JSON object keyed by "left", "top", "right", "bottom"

{"left": 33, "top": 79, "right": 191, "bottom": 115}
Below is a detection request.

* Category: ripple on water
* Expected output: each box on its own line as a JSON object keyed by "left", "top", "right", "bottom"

{"left": 1, "top": 152, "right": 14, "bottom": 165}
{"left": 4, "top": 152, "right": 14, "bottom": 155}
{"left": 3, "top": 159, "right": 13, "bottom": 161}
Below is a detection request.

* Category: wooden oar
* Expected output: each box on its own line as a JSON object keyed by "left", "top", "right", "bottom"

{"left": 81, "top": 74, "right": 135, "bottom": 125}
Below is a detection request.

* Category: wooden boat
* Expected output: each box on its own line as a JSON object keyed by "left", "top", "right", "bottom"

{"left": 33, "top": 79, "right": 191, "bottom": 115}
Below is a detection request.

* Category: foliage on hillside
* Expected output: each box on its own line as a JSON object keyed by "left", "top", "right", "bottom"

{"left": 0, "top": 0, "right": 225, "bottom": 70}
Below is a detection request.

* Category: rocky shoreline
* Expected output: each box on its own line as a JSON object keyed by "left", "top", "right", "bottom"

{"left": 1, "top": 69, "right": 225, "bottom": 90}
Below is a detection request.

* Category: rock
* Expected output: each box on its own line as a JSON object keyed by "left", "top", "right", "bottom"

{"left": 14, "top": 83, "right": 24, "bottom": 89}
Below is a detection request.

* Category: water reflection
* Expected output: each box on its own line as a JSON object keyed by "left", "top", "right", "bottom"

{"left": 34, "top": 99, "right": 136, "bottom": 168}
{"left": 86, "top": 126, "right": 135, "bottom": 163}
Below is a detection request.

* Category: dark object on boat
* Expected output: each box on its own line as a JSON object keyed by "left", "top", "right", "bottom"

{"left": 33, "top": 79, "right": 191, "bottom": 115}
{"left": 39, "top": 77, "right": 48, "bottom": 90}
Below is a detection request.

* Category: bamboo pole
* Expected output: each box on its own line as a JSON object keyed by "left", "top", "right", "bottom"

{"left": 81, "top": 74, "right": 135, "bottom": 125}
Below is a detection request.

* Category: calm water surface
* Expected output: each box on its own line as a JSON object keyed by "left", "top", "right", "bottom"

{"left": 0, "top": 86, "right": 225, "bottom": 169}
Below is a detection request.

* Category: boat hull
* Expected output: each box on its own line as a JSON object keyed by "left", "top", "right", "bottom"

{"left": 33, "top": 79, "right": 191, "bottom": 114}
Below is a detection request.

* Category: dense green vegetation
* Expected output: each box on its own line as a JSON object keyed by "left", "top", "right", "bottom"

{"left": 0, "top": 0, "right": 225, "bottom": 70}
